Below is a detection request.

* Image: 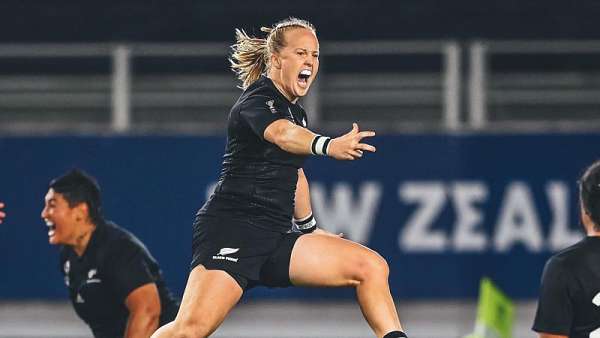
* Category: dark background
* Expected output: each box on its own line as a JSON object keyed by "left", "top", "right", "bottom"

{"left": 2, "top": 0, "right": 599, "bottom": 42}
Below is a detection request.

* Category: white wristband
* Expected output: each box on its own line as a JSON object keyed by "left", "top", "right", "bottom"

{"left": 311, "top": 135, "right": 331, "bottom": 156}
{"left": 293, "top": 213, "right": 317, "bottom": 233}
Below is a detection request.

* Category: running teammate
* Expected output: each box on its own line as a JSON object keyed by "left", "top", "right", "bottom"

{"left": 41, "top": 169, "right": 179, "bottom": 338}
{"left": 152, "top": 18, "right": 406, "bottom": 338}
{"left": 533, "top": 160, "right": 600, "bottom": 338}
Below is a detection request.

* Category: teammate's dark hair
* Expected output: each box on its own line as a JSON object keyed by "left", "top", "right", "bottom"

{"left": 580, "top": 160, "right": 600, "bottom": 230}
{"left": 49, "top": 169, "right": 104, "bottom": 225}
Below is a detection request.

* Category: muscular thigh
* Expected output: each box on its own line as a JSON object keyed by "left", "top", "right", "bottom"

{"left": 174, "top": 265, "right": 243, "bottom": 333}
{"left": 288, "top": 234, "right": 385, "bottom": 287}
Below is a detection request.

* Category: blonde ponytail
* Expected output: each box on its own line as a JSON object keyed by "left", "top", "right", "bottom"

{"left": 229, "top": 29, "right": 269, "bottom": 89}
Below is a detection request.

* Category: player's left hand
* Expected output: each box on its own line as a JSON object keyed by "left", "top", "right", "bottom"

{"left": 313, "top": 228, "right": 344, "bottom": 238}
{"left": 327, "top": 123, "right": 376, "bottom": 160}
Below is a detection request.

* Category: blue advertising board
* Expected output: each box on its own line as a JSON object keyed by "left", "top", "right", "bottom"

{"left": 0, "top": 134, "right": 598, "bottom": 300}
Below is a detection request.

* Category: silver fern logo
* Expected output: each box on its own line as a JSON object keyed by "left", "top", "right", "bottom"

{"left": 213, "top": 247, "right": 240, "bottom": 262}
{"left": 218, "top": 248, "right": 239, "bottom": 256}
{"left": 266, "top": 100, "right": 277, "bottom": 114}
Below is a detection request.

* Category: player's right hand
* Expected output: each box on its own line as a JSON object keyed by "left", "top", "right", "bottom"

{"left": 327, "top": 123, "right": 376, "bottom": 160}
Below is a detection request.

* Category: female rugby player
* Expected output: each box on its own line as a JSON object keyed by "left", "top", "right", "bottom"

{"left": 153, "top": 18, "right": 407, "bottom": 338}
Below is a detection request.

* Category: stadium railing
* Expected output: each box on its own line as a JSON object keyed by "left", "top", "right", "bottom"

{"left": 469, "top": 40, "right": 600, "bottom": 131}
{"left": 0, "top": 40, "right": 599, "bottom": 134}
{"left": 0, "top": 41, "right": 459, "bottom": 134}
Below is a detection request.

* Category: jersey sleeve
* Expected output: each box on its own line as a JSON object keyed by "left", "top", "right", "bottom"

{"left": 240, "top": 95, "right": 290, "bottom": 140}
{"left": 103, "top": 239, "right": 155, "bottom": 302}
{"left": 532, "top": 256, "right": 574, "bottom": 335}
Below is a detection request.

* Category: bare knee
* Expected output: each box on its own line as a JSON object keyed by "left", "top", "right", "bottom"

{"left": 353, "top": 252, "right": 389, "bottom": 284}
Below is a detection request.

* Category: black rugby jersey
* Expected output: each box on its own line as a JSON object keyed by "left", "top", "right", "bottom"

{"left": 202, "top": 76, "right": 309, "bottom": 232}
{"left": 59, "top": 222, "right": 179, "bottom": 338}
{"left": 533, "top": 236, "right": 600, "bottom": 338}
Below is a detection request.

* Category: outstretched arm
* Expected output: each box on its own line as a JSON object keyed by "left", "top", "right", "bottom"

{"left": 264, "top": 120, "right": 376, "bottom": 160}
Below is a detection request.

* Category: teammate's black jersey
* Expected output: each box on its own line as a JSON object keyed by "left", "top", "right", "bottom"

{"left": 59, "top": 222, "right": 179, "bottom": 338}
{"left": 533, "top": 236, "right": 600, "bottom": 338}
{"left": 201, "top": 76, "right": 309, "bottom": 232}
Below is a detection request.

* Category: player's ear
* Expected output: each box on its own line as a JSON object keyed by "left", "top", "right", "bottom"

{"left": 271, "top": 53, "right": 282, "bottom": 70}
{"left": 73, "top": 202, "right": 89, "bottom": 222}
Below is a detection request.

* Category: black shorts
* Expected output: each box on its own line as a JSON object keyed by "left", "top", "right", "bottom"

{"left": 190, "top": 213, "right": 303, "bottom": 290}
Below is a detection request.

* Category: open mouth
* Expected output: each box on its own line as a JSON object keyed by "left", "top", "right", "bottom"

{"left": 46, "top": 220, "right": 56, "bottom": 237}
{"left": 298, "top": 69, "right": 312, "bottom": 87}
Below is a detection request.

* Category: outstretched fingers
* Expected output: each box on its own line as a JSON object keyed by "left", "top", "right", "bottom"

{"left": 356, "top": 142, "right": 376, "bottom": 153}
{"left": 348, "top": 150, "right": 362, "bottom": 159}
{"left": 354, "top": 128, "right": 376, "bottom": 155}
{"left": 357, "top": 130, "right": 376, "bottom": 139}
{"left": 329, "top": 123, "right": 377, "bottom": 160}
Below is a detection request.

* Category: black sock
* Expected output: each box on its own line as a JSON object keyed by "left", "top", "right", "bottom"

{"left": 383, "top": 331, "right": 407, "bottom": 338}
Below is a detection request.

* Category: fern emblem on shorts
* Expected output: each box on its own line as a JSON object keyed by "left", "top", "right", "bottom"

{"left": 218, "top": 248, "right": 240, "bottom": 256}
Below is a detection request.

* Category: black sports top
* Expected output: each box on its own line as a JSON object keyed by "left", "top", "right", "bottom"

{"left": 533, "top": 236, "right": 600, "bottom": 338}
{"left": 201, "top": 76, "right": 310, "bottom": 232}
{"left": 59, "top": 222, "right": 179, "bottom": 338}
